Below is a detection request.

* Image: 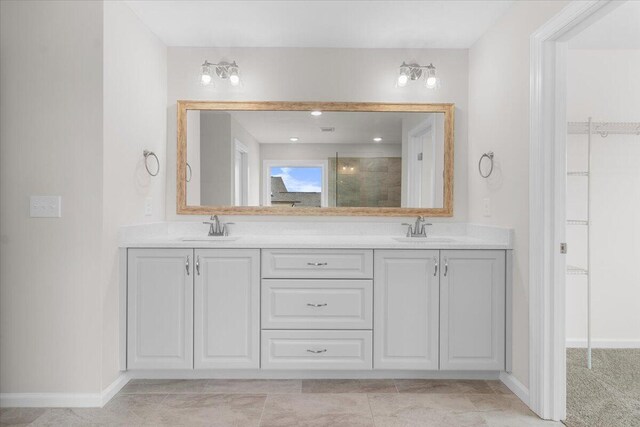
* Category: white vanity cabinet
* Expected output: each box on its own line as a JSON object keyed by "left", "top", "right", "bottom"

{"left": 260, "top": 249, "right": 375, "bottom": 370}
{"left": 123, "top": 244, "right": 509, "bottom": 374}
{"left": 126, "top": 248, "right": 259, "bottom": 370}
{"left": 127, "top": 248, "right": 193, "bottom": 370}
{"left": 194, "top": 249, "right": 260, "bottom": 369}
{"left": 373, "top": 249, "right": 507, "bottom": 371}
{"left": 440, "top": 250, "right": 506, "bottom": 370}
{"left": 373, "top": 250, "right": 440, "bottom": 370}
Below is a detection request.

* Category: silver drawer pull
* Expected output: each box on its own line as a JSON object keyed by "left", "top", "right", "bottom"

{"left": 306, "top": 349, "right": 327, "bottom": 354}
{"left": 307, "top": 262, "right": 328, "bottom": 266}
{"left": 307, "top": 303, "right": 328, "bottom": 307}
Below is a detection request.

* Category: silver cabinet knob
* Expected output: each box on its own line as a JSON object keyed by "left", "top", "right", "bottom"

{"left": 185, "top": 256, "right": 190, "bottom": 276}
{"left": 306, "top": 349, "right": 327, "bottom": 354}
{"left": 307, "top": 262, "right": 328, "bottom": 266}
{"left": 307, "top": 303, "right": 328, "bottom": 307}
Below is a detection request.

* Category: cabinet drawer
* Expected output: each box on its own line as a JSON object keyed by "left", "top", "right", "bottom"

{"left": 261, "top": 249, "right": 373, "bottom": 279}
{"left": 262, "top": 280, "right": 373, "bottom": 329}
{"left": 261, "top": 330, "right": 372, "bottom": 370}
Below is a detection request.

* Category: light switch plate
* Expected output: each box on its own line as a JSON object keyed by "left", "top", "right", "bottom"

{"left": 30, "top": 196, "right": 62, "bottom": 218}
{"left": 144, "top": 197, "right": 153, "bottom": 216}
{"left": 482, "top": 197, "right": 491, "bottom": 217}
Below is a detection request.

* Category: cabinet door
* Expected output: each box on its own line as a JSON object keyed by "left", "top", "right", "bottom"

{"left": 440, "top": 250, "right": 505, "bottom": 370}
{"left": 127, "top": 248, "right": 193, "bottom": 369}
{"left": 374, "top": 250, "right": 439, "bottom": 370}
{"left": 194, "top": 249, "right": 260, "bottom": 369}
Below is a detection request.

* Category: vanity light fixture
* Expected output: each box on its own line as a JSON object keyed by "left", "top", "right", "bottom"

{"left": 200, "top": 60, "right": 241, "bottom": 86}
{"left": 310, "top": 111, "right": 323, "bottom": 116}
{"left": 289, "top": 137, "right": 299, "bottom": 142}
{"left": 373, "top": 137, "right": 383, "bottom": 142}
{"left": 397, "top": 62, "right": 439, "bottom": 89}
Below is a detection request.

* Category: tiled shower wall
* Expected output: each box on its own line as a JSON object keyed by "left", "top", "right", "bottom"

{"left": 328, "top": 157, "right": 402, "bottom": 207}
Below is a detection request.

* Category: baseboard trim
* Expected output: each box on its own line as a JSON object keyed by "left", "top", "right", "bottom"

{"left": 100, "top": 372, "right": 130, "bottom": 406}
{"left": 499, "top": 372, "right": 529, "bottom": 406}
{"left": 0, "top": 372, "right": 130, "bottom": 408}
{"left": 125, "top": 369, "right": 501, "bottom": 380}
{"left": 566, "top": 339, "right": 640, "bottom": 349}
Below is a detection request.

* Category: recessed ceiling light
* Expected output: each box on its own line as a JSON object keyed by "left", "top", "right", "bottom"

{"left": 289, "top": 137, "right": 299, "bottom": 142}
{"left": 310, "top": 111, "right": 322, "bottom": 116}
{"left": 373, "top": 137, "right": 383, "bottom": 142}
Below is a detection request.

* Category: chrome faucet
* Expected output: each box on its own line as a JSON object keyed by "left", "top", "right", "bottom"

{"left": 203, "top": 215, "right": 234, "bottom": 236}
{"left": 402, "top": 216, "right": 432, "bottom": 237}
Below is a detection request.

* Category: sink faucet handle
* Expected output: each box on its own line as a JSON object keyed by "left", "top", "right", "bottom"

{"left": 402, "top": 223, "right": 414, "bottom": 237}
{"left": 221, "top": 222, "right": 235, "bottom": 236}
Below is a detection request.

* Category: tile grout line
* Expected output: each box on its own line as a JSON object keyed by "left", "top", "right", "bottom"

{"left": 365, "top": 393, "right": 377, "bottom": 427}
{"left": 257, "top": 394, "right": 269, "bottom": 427}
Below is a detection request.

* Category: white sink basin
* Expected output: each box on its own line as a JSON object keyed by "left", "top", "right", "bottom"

{"left": 181, "top": 236, "right": 240, "bottom": 242}
{"left": 392, "top": 237, "right": 455, "bottom": 243}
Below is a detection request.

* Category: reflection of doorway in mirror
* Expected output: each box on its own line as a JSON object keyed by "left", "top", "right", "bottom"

{"left": 234, "top": 139, "right": 249, "bottom": 206}
{"left": 405, "top": 115, "right": 444, "bottom": 208}
{"left": 407, "top": 118, "right": 433, "bottom": 208}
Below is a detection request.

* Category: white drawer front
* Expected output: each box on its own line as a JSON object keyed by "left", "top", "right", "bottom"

{"left": 261, "top": 249, "right": 373, "bottom": 279}
{"left": 262, "top": 280, "right": 373, "bottom": 329}
{"left": 261, "top": 330, "right": 372, "bottom": 370}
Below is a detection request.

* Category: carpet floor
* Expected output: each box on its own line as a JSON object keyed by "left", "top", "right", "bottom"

{"left": 565, "top": 348, "right": 640, "bottom": 427}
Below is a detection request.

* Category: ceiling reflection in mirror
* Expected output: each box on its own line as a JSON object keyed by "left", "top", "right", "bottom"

{"left": 185, "top": 110, "right": 446, "bottom": 209}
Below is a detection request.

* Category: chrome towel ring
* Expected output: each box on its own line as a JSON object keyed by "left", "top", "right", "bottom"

{"left": 186, "top": 162, "right": 192, "bottom": 182}
{"left": 478, "top": 151, "right": 494, "bottom": 178}
{"left": 143, "top": 150, "right": 159, "bottom": 176}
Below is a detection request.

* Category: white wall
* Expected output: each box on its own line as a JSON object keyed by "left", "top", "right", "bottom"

{"left": 565, "top": 49, "right": 640, "bottom": 347}
{"left": 467, "top": 0, "right": 569, "bottom": 388}
{"left": 200, "top": 112, "right": 232, "bottom": 205}
{"left": 166, "top": 47, "right": 469, "bottom": 221}
{"left": 102, "top": 0, "right": 167, "bottom": 388}
{"left": 0, "top": 0, "right": 104, "bottom": 394}
{"left": 0, "top": 0, "right": 167, "bottom": 396}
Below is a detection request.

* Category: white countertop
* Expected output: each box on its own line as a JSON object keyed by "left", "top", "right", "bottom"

{"left": 119, "top": 222, "right": 513, "bottom": 250}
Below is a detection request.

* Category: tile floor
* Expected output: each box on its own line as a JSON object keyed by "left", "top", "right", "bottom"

{"left": 1, "top": 379, "right": 563, "bottom": 426}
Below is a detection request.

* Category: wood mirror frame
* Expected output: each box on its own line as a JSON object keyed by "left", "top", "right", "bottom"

{"left": 177, "top": 101, "right": 454, "bottom": 216}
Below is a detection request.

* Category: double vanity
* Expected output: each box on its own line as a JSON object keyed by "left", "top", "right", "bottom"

{"left": 120, "top": 101, "right": 511, "bottom": 379}
{"left": 119, "top": 222, "right": 512, "bottom": 379}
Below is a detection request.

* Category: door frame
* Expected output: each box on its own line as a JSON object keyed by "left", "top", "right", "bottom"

{"left": 528, "top": 0, "right": 619, "bottom": 420}
{"left": 234, "top": 139, "right": 249, "bottom": 206}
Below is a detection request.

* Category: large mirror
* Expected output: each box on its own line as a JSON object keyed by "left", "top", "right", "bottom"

{"left": 177, "top": 102, "right": 454, "bottom": 216}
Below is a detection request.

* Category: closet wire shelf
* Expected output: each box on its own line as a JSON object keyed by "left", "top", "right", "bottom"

{"left": 567, "top": 121, "right": 640, "bottom": 136}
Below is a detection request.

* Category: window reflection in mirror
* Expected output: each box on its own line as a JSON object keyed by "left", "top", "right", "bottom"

{"left": 185, "top": 110, "right": 445, "bottom": 209}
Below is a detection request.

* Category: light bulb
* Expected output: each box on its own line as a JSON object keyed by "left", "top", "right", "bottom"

{"left": 397, "top": 73, "right": 408, "bottom": 87}
{"left": 201, "top": 62, "right": 213, "bottom": 86}
{"left": 289, "top": 137, "right": 299, "bottom": 142}
{"left": 229, "top": 67, "right": 240, "bottom": 86}
{"left": 311, "top": 111, "right": 322, "bottom": 116}
{"left": 425, "top": 64, "right": 437, "bottom": 89}
{"left": 373, "top": 137, "right": 382, "bottom": 142}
